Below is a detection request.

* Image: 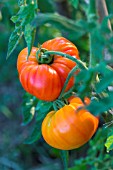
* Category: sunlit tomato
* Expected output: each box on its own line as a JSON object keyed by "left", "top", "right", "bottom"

{"left": 17, "top": 37, "right": 79, "bottom": 101}
{"left": 42, "top": 97, "right": 99, "bottom": 150}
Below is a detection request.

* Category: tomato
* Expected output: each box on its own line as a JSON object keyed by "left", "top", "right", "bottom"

{"left": 68, "top": 96, "right": 91, "bottom": 105}
{"left": 42, "top": 97, "right": 99, "bottom": 150}
{"left": 17, "top": 37, "right": 79, "bottom": 101}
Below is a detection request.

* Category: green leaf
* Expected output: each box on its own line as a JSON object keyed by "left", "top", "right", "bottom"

{"left": 69, "top": 163, "right": 87, "bottom": 170}
{"left": 75, "top": 68, "right": 93, "bottom": 98}
{"left": 35, "top": 101, "right": 53, "bottom": 121}
{"left": 24, "top": 24, "right": 36, "bottom": 57}
{"left": 7, "top": 27, "right": 23, "bottom": 58}
{"left": 11, "top": 15, "right": 19, "bottom": 23}
{"left": 34, "top": 0, "right": 38, "bottom": 8}
{"left": 69, "top": 128, "right": 112, "bottom": 169}
{"left": 89, "top": 15, "right": 113, "bottom": 67}
{"left": 105, "top": 136, "right": 113, "bottom": 152}
{"left": 87, "top": 92, "right": 113, "bottom": 115}
{"left": 68, "top": 0, "right": 79, "bottom": 9}
{"left": 60, "top": 150, "right": 69, "bottom": 170}
{"left": 7, "top": 1, "right": 37, "bottom": 58}
{"left": 18, "top": 0, "right": 26, "bottom": 6}
{"left": 36, "top": 100, "right": 52, "bottom": 112}
{"left": 101, "top": 14, "right": 113, "bottom": 34}
{"left": 22, "top": 93, "right": 38, "bottom": 126}
{"left": 95, "top": 66, "right": 113, "bottom": 93}
{"left": 22, "top": 96, "right": 52, "bottom": 144}
{"left": 105, "top": 128, "right": 113, "bottom": 152}
{"left": 87, "top": 0, "right": 97, "bottom": 19}
{"left": 17, "top": 4, "right": 35, "bottom": 26}
{"left": 18, "top": 0, "right": 37, "bottom": 7}
{"left": 90, "top": 28, "right": 105, "bottom": 64}
{"left": 38, "top": 0, "right": 55, "bottom": 12}
{"left": 24, "top": 122, "right": 42, "bottom": 144}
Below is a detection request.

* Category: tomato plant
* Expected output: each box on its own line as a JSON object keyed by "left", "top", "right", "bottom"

{"left": 17, "top": 37, "right": 79, "bottom": 101}
{"left": 6, "top": 0, "right": 113, "bottom": 170}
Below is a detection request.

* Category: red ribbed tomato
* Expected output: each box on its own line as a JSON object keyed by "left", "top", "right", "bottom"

{"left": 17, "top": 37, "right": 79, "bottom": 101}
{"left": 42, "top": 97, "right": 99, "bottom": 150}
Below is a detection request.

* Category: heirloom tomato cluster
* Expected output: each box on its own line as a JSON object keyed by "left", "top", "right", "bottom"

{"left": 17, "top": 37, "right": 99, "bottom": 150}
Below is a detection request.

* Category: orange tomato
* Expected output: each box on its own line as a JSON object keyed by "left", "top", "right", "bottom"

{"left": 42, "top": 97, "right": 99, "bottom": 150}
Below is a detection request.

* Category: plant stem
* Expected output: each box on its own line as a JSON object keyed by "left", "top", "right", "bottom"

{"left": 58, "top": 65, "right": 78, "bottom": 99}
{"left": 55, "top": 100, "right": 65, "bottom": 107}
{"left": 60, "top": 150, "right": 69, "bottom": 170}
{"left": 52, "top": 102, "right": 58, "bottom": 111}
{"left": 36, "top": 48, "right": 53, "bottom": 64}
{"left": 89, "top": 33, "right": 97, "bottom": 68}
{"left": 44, "top": 51, "right": 88, "bottom": 70}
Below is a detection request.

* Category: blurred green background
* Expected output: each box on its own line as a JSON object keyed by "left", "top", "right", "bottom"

{"left": 0, "top": 0, "right": 113, "bottom": 170}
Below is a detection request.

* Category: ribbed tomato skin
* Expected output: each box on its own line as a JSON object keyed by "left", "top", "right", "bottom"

{"left": 42, "top": 97, "right": 99, "bottom": 150}
{"left": 17, "top": 37, "right": 79, "bottom": 101}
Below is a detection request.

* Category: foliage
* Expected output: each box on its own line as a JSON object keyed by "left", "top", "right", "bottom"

{"left": 4, "top": 0, "right": 113, "bottom": 169}
{"left": 22, "top": 93, "right": 53, "bottom": 144}
{"left": 69, "top": 128, "right": 113, "bottom": 170}
{"left": 7, "top": 0, "right": 38, "bottom": 58}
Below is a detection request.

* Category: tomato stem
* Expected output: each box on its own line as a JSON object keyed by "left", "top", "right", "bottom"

{"left": 60, "top": 150, "right": 69, "bottom": 170}
{"left": 36, "top": 48, "right": 54, "bottom": 64}
{"left": 44, "top": 51, "right": 88, "bottom": 70}
{"left": 56, "top": 100, "right": 65, "bottom": 107}
{"left": 53, "top": 100, "right": 65, "bottom": 110}
{"left": 53, "top": 102, "right": 58, "bottom": 111}
{"left": 58, "top": 65, "right": 78, "bottom": 99}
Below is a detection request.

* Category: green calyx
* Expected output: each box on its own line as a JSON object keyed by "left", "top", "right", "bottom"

{"left": 36, "top": 48, "right": 54, "bottom": 64}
